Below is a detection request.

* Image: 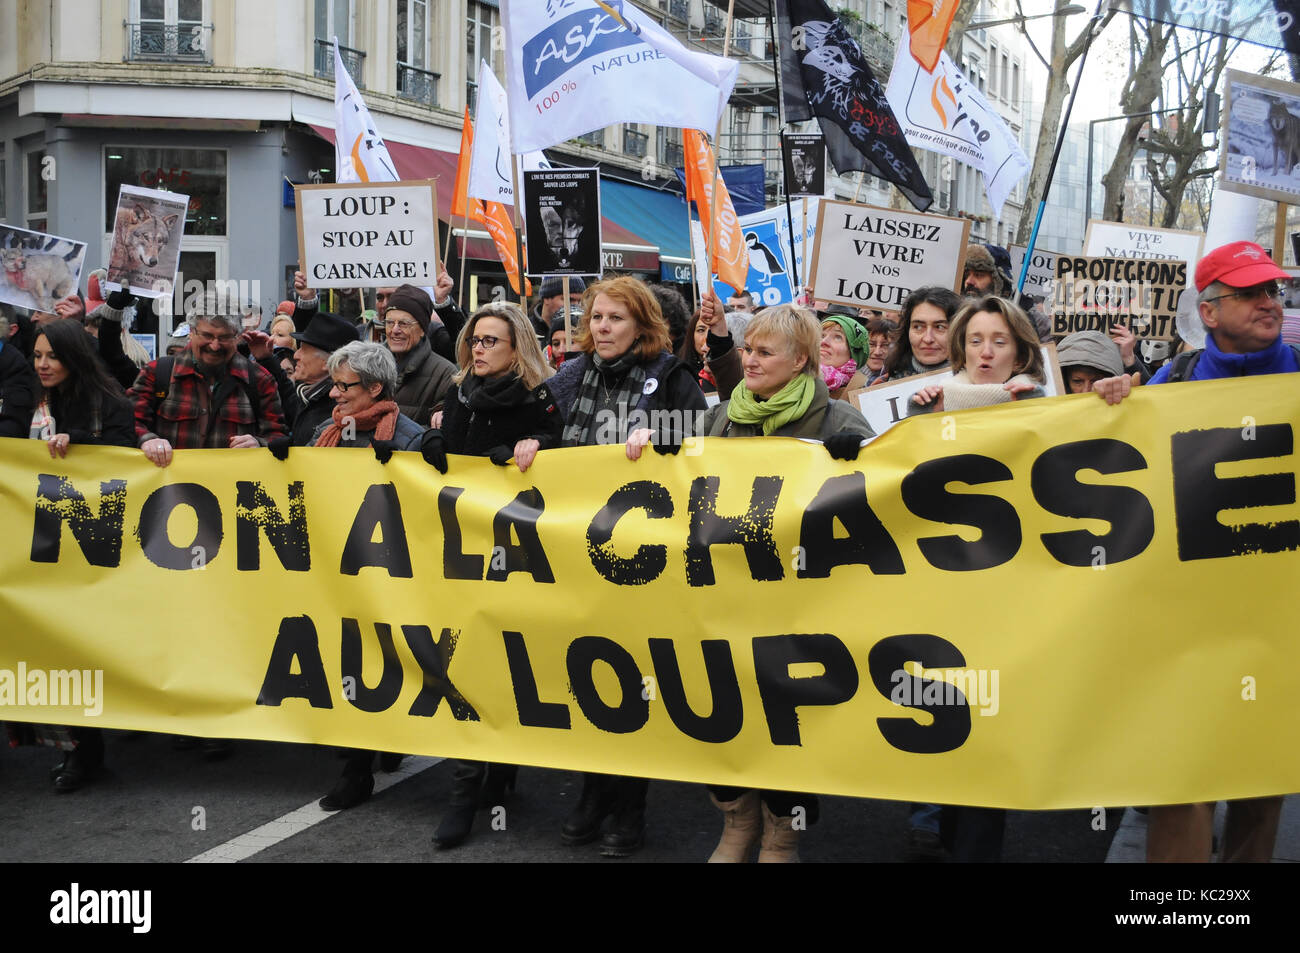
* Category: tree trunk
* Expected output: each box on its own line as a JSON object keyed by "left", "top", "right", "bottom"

{"left": 1099, "top": 21, "right": 1171, "bottom": 221}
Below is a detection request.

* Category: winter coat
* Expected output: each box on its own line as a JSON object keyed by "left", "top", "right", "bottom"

{"left": 41, "top": 388, "right": 136, "bottom": 448}
{"left": 700, "top": 376, "right": 876, "bottom": 440}
{"left": 0, "top": 339, "right": 38, "bottom": 439}
{"left": 393, "top": 340, "right": 457, "bottom": 426}
{"left": 550, "top": 349, "right": 708, "bottom": 447}
{"left": 441, "top": 373, "right": 565, "bottom": 457}
{"left": 308, "top": 410, "right": 425, "bottom": 449}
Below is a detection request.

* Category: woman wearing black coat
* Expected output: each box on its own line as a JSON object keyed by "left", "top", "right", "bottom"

{"left": 28, "top": 318, "right": 135, "bottom": 791}
{"left": 417, "top": 301, "right": 564, "bottom": 849}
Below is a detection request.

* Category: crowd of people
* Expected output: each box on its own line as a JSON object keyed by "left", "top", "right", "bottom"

{"left": 0, "top": 236, "right": 1290, "bottom": 864}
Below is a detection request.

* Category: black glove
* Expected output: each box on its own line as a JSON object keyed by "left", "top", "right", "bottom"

{"left": 419, "top": 429, "right": 448, "bottom": 473}
{"left": 487, "top": 445, "right": 514, "bottom": 467}
{"left": 651, "top": 429, "right": 684, "bottom": 455}
{"left": 824, "top": 432, "right": 864, "bottom": 461}
{"left": 371, "top": 439, "right": 400, "bottom": 464}
{"left": 268, "top": 436, "right": 292, "bottom": 461}
{"left": 105, "top": 289, "right": 136, "bottom": 311}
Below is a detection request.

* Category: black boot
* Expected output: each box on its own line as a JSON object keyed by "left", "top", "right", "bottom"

{"left": 52, "top": 729, "right": 105, "bottom": 794}
{"left": 600, "top": 777, "right": 648, "bottom": 858}
{"left": 479, "top": 763, "right": 518, "bottom": 809}
{"left": 433, "top": 760, "right": 485, "bottom": 849}
{"left": 319, "top": 750, "right": 375, "bottom": 811}
{"left": 561, "top": 773, "right": 617, "bottom": 845}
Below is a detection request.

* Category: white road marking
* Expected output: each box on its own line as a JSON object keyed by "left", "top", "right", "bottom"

{"left": 185, "top": 756, "right": 442, "bottom": 863}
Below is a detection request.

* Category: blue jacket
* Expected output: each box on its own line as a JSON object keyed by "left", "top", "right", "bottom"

{"left": 1148, "top": 334, "right": 1300, "bottom": 384}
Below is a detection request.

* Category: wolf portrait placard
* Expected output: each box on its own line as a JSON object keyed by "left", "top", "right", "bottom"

{"left": 106, "top": 184, "right": 188, "bottom": 299}
{"left": 0, "top": 224, "right": 88, "bottom": 314}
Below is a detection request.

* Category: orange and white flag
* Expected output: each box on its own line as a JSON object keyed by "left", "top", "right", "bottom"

{"left": 683, "top": 129, "right": 748, "bottom": 295}
{"left": 453, "top": 110, "right": 531, "bottom": 296}
{"left": 907, "top": 0, "right": 961, "bottom": 74}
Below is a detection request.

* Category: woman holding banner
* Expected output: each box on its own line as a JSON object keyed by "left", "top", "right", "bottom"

{"left": 415, "top": 301, "right": 565, "bottom": 849}
{"left": 693, "top": 303, "right": 874, "bottom": 862}
{"left": 548, "top": 275, "right": 708, "bottom": 858}
{"left": 876, "top": 287, "right": 962, "bottom": 385}
{"left": 27, "top": 317, "right": 134, "bottom": 791}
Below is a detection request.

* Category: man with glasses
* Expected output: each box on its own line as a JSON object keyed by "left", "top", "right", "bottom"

{"left": 131, "top": 291, "right": 287, "bottom": 468}
{"left": 381, "top": 284, "right": 456, "bottom": 428}
{"left": 1091, "top": 240, "right": 1292, "bottom": 863}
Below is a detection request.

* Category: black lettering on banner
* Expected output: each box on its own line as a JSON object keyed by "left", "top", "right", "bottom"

{"left": 1031, "top": 439, "right": 1155, "bottom": 565}
{"left": 587, "top": 481, "right": 673, "bottom": 585}
{"left": 502, "top": 630, "right": 571, "bottom": 729}
{"left": 257, "top": 614, "right": 333, "bottom": 708}
{"left": 402, "top": 625, "right": 478, "bottom": 721}
{"left": 340, "top": 617, "right": 403, "bottom": 713}
{"left": 235, "top": 480, "right": 310, "bottom": 572}
{"left": 486, "top": 488, "right": 555, "bottom": 583}
{"left": 136, "top": 483, "right": 223, "bottom": 570}
{"left": 340, "top": 483, "right": 413, "bottom": 577}
{"left": 647, "top": 638, "right": 742, "bottom": 744}
{"left": 30, "top": 474, "right": 127, "bottom": 567}
{"left": 752, "top": 634, "right": 858, "bottom": 746}
{"left": 566, "top": 636, "right": 649, "bottom": 734}
{"left": 1172, "top": 425, "right": 1300, "bottom": 560}
{"left": 438, "top": 486, "right": 483, "bottom": 580}
{"left": 868, "top": 634, "right": 971, "bottom": 754}
{"left": 797, "top": 472, "right": 906, "bottom": 578}
{"left": 685, "top": 475, "right": 784, "bottom": 586}
{"left": 901, "top": 455, "right": 1021, "bottom": 571}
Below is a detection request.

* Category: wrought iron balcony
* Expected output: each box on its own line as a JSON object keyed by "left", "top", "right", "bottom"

{"left": 623, "top": 128, "right": 649, "bottom": 158}
{"left": 397, "top": 63, "right": 439, "bottom": 108}
{"left": 124, "top": 21, "right": 213, "bottom": 64}
{"left": 576, "top": 129, "right": 605, "bottom": 148}
{"left": 658, "top": 139, "right": 683, "bottom": 169}
{"left": 315, "top": 38, "right": 366, "bottom": 87}
{"left": 667, "top": 0, "right": 689, "bottom": 21}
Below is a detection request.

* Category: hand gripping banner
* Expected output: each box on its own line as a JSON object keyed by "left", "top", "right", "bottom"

{"left": 2, "top": 377, "right": 1299, "bottom": 809}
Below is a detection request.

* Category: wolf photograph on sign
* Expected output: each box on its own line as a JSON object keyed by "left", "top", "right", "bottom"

{"left": 1222, "top": 70, "right": 1300, "bottom": 204}
{"left": 105, "top": 183, "right": 188, "bottom": 298}
{"left": 0, "top": 224, "right": 87, "bottom": 313}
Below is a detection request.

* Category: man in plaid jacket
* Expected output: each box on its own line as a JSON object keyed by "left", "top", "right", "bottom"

{"left": 131, "top": 296, "right": 286, "bottom": 466}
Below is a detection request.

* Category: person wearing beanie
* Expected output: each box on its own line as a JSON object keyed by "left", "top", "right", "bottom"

{"left": 1057, "top": 330, "right": 1124, "bottom": 393}
{"left": 530, "top": 275, "right": 585, "bottom": 337}
{"left": 381, "top": 283, "right": 456, "bottom": 426}
{"left": 818, "top": 312, "right": 870, "bottom": 401}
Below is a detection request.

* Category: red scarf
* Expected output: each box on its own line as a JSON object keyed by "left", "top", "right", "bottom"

{"left": 314, "top": 400, "right": 400, "bottom": 448}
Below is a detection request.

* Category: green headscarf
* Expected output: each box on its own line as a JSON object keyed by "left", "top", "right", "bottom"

{"left": 727, "top": 372, "right": 817, "bottom": 436}
{"left": 820, "top": 315, "right": 870, "bottom": 367}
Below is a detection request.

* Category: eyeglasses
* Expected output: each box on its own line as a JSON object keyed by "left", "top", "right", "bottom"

{"left": 383, "top": 319, "right": 419, "bottom": 332}
{"left": 332, "top": 379, "right": 365, "bottom": 392}
{"left": 468, "top": 335, "right": 502, "bottom": 350}
{"left": 193, "top": 330, "right": 237, "bottom": 344}
{"left": 1205, "top": 283, "right": 1283, "bottom": 305}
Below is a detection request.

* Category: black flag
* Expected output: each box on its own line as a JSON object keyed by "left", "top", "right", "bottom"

{"left": 776, "top": 0, "right": 933, "bottom": 211}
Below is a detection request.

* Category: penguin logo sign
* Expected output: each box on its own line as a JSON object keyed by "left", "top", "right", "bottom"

{"left": 714, "top": 220, "right": 795, "bottom": 307}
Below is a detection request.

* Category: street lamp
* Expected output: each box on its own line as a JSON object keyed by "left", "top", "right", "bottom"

{"left": 968, "top": 5, "right": 1086, "bottom": 31}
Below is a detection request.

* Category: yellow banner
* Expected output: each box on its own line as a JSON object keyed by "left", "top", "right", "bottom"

{"left": 2, "top": 377, "right": 1298, "bottom": 809}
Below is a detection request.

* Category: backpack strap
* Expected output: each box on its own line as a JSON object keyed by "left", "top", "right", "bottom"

{"left": 152, "top": 355, "right": 176, "bottom": 401}
{"left": 1164, "top": 349, "right": 1201, "bottom": 383}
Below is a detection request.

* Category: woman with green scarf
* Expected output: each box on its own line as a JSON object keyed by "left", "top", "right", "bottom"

{"left": 695, "top": 303, "right": 874, "bottom": 862}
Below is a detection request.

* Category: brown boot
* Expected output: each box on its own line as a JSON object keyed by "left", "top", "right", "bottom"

{"left": 757, "top": 802, "right": 801, "bottom": 863}
{"left": 707, "top": 790, "right": 761, "bottom": 863}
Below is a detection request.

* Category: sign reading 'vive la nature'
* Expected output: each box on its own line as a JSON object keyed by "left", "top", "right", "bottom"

{"left": 3, "top": 375, "right": 1299, "bottom": 810}
{"left": 809, "top": 200, "right": 970, "bottom": 310}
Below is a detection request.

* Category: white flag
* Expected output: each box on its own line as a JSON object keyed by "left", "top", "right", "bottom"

{"left": 884, "top": 43, "right": 1029, "bottom": 220}
{"left": 501, "top": 0, "right": 738, "bottom": 154}
{"left": 333, "top": 38, "right": 398, "bottom": 183}
{"left": 468, "top": 61, "right": 549, "bottom": 205}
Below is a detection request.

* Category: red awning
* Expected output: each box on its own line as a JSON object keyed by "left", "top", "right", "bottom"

{"left": 305, "top": 124, "right": 659, "bottom": 272}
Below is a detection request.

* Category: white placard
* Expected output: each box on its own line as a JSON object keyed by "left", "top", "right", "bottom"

{"left": 1010, "top": 244, "right": 1062, "bottom": 300}
{"left": 106, "top": 184, "right": 188, "bottom": 299}
{"left": 296, "top": 180, "right": 439, "bottom": 290}
{"left": 809, "top": 201, "right": 970, "bottom": 311}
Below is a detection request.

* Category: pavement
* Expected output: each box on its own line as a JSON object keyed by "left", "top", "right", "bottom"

{"left": 1105, "top": 796, "right": 1299, "bottom": 863}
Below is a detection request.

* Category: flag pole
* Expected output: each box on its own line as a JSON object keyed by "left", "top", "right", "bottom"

{"left": 852, "top": 172, "right": 865, "bottom": 204}
{"left": 510, "top": 154, "right": 528, "bottom": 305}
{"left": 1017, "top": 0, "right": 1106, "bottom": 294}
{"left": 457, "top": 209, "right": 470, "bottom": 311}
{"left": 705, "top": 0, "right": 738, "bottom": 292}
{"left": 562, "top": 275, "right": 572, "bottom": 357}
{"left": 768, "top": 5, "right": 800, "bottom": 294}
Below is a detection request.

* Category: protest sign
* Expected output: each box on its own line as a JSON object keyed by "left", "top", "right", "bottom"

{"left": 783, "top": 133, "right": 826, "bottom": 198}
{"left": 1220, "top": 68, "right": 1300, "bottom": 205}
{"left": 1083, "top": 220, "right": 1203, "bottom": 345}
{"left": 6, "top": 375, "right": 1300, "bottom": 809}
{"left": 296, "top": 180, "right": 439, "bottom": 289}
{"left": 0, "top": 224, "right": 87, "bottom": 313}
{"left": 693, "top": 207, "right": 797, "bottom": 307}
{"left": 848, "top": 344, "right": 1062, "bottom": 438}
{"left": 106, "top": 184, "right": 187, "bottom": 299}
{"left": 1050, "top": 255, "right": 1186, "bottom": 341}
{"left": 810, "top": 201, "right": 969, "bottom": 310}
{"left": 1009, "top": 244, "right": 1062, "bottom": 302}
{"left": 523, "top": 168, "right": 602, "bottom": 277}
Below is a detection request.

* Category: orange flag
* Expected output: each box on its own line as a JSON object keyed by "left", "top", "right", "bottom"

{"left": 683, "top": 129, "right": 748, "bottom": 296}
{"left": 907, "top": 0, "right": 961, "bottom": 73}
{"left": 453, "top": 109, "right": 531, "bottom": 296}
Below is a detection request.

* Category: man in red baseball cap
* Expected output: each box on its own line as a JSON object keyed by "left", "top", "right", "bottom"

{"left": 1090, "top": 240, "right": 1292, "bottom": 863}
{"left": 1094, "top": 240, "right": 1296, "bottom": 401}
